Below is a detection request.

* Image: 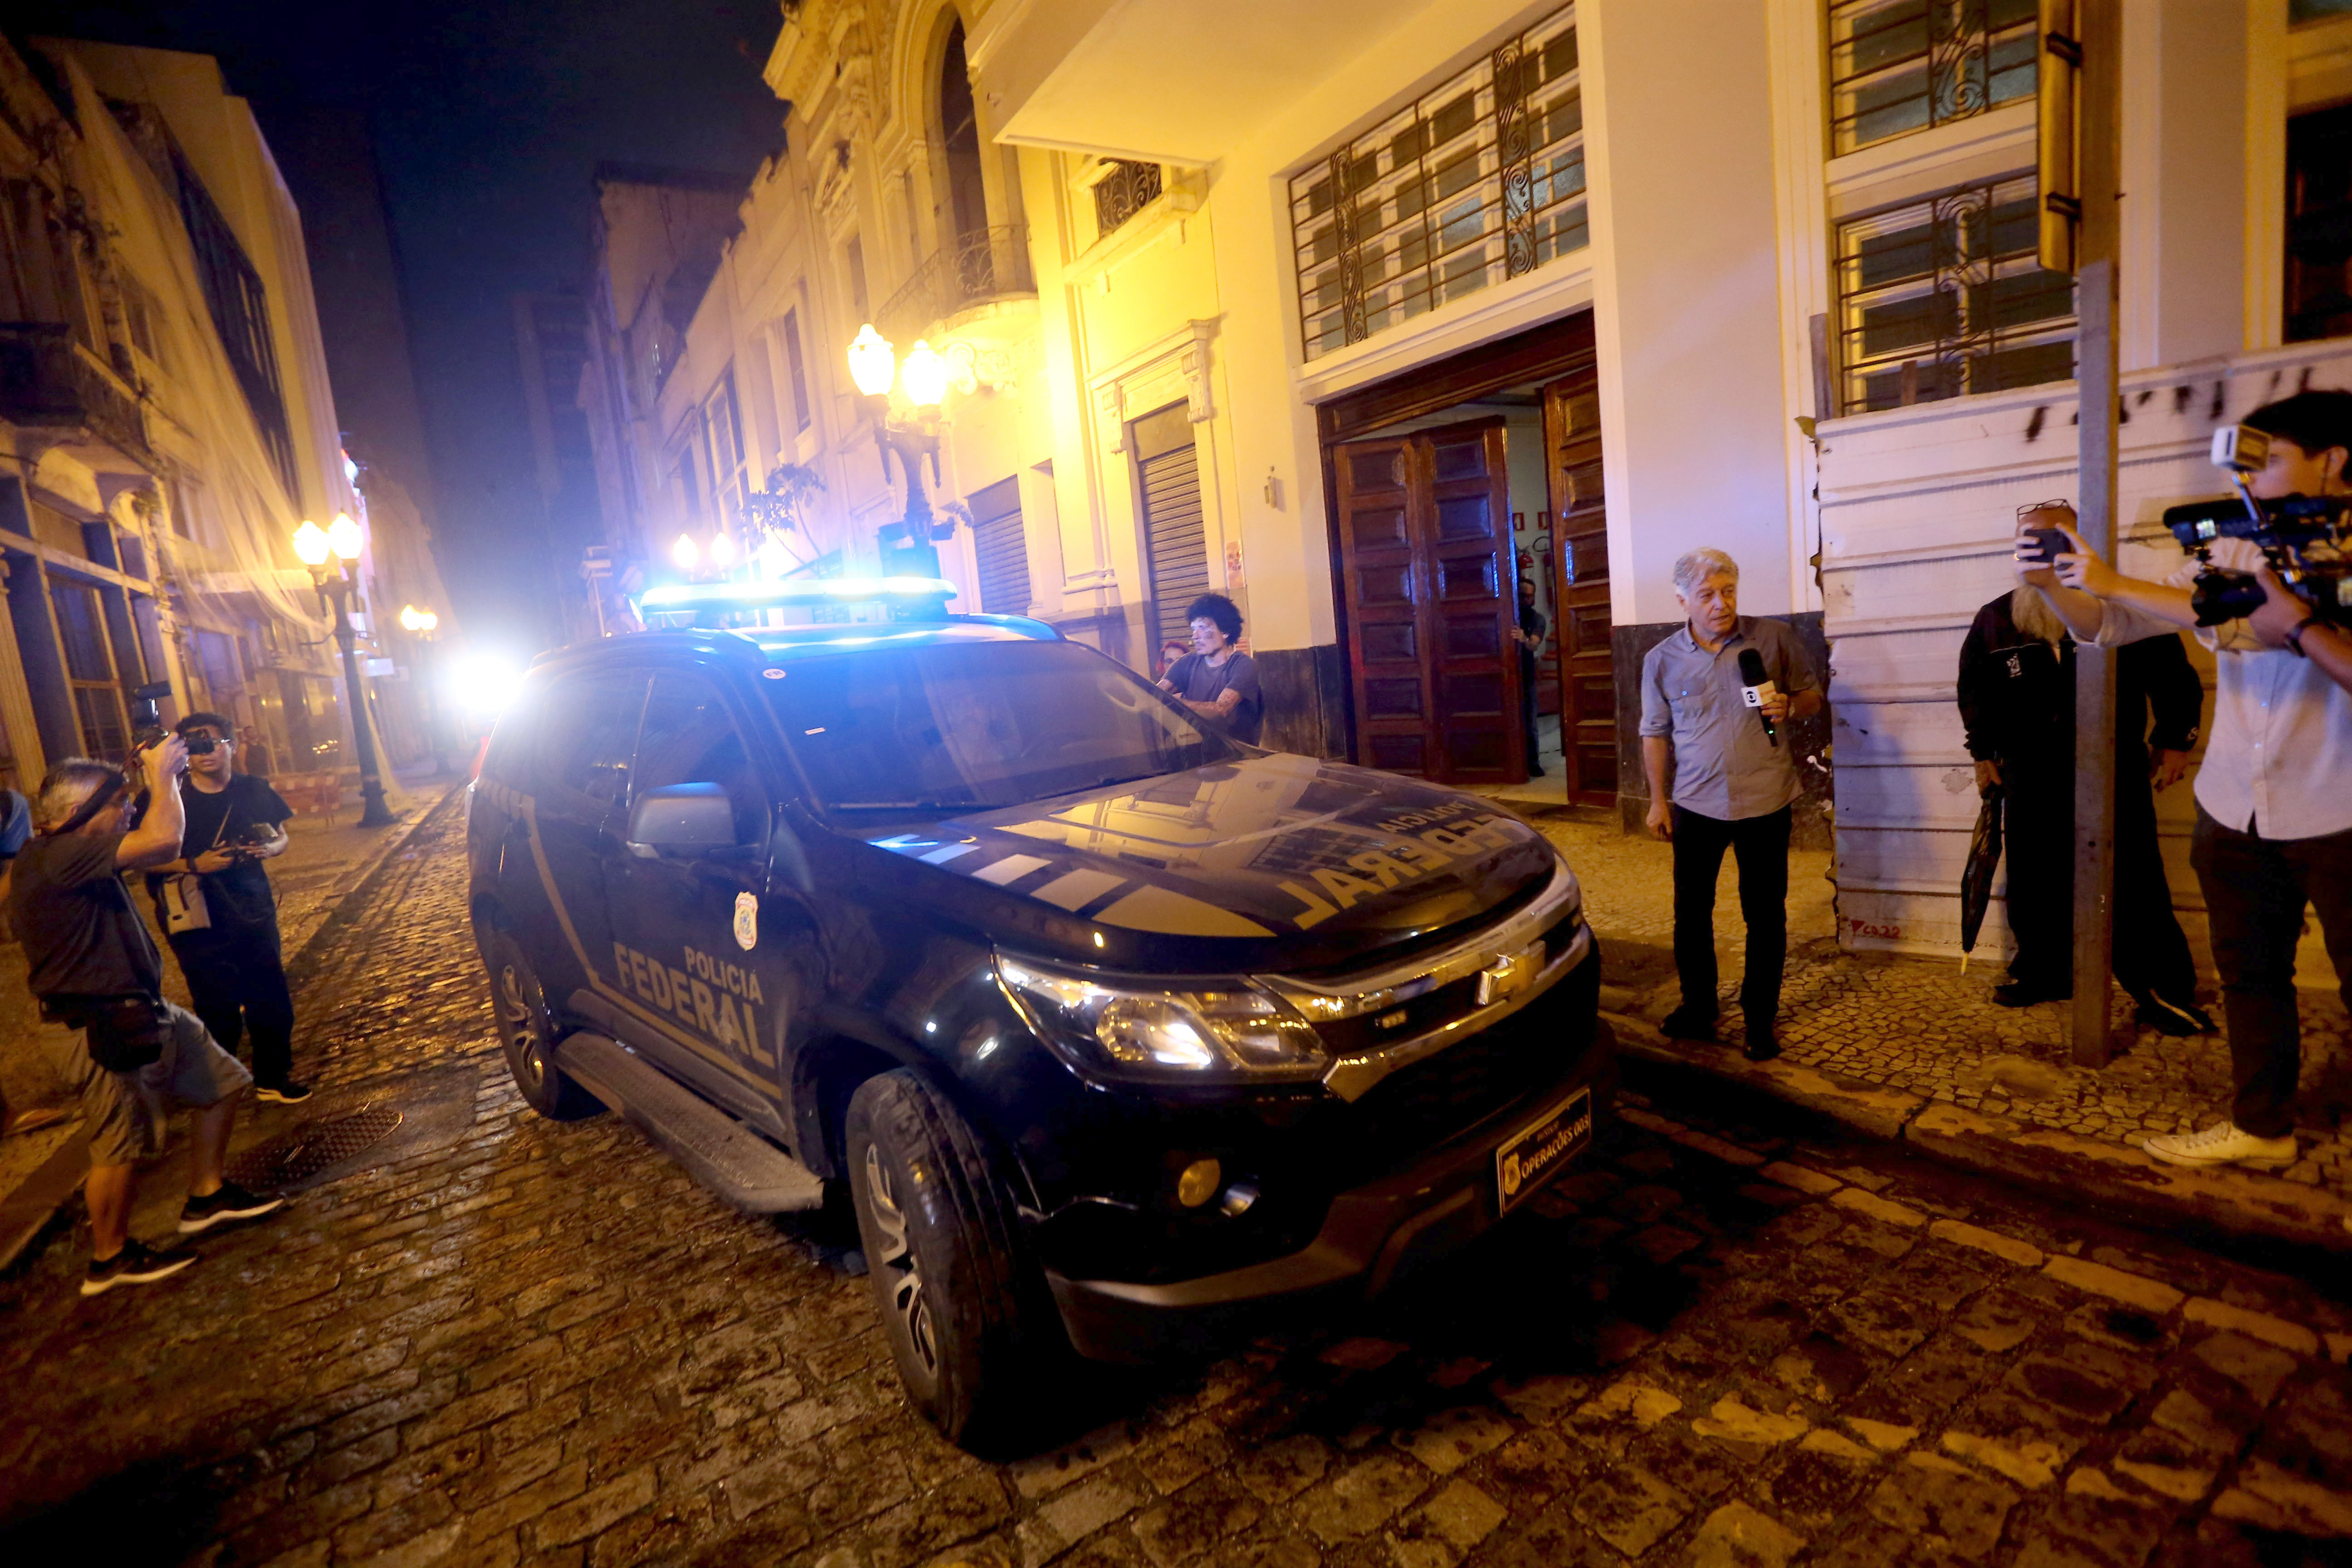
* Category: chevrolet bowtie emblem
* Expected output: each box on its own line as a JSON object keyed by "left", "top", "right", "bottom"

{"left": 1475, "top": 941, "right": 1544, "bottom": 1006}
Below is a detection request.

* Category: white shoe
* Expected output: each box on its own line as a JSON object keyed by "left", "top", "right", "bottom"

{"left": 2143, "top": 1121, "right": 2297, "bottom": 1171}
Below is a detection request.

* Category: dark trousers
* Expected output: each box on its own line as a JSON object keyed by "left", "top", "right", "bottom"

{"left": 2002, "top": 755, "right": 2197, "bottom": 1005}
{"left": 172, "top": 925, "right": 295, "bottom": 1089}
{"left": 2190, "top": 809, "right": 2352, "bottom": 1139}
{"left": 1671, "top": 804, "right": 1790, "bottom": 1024}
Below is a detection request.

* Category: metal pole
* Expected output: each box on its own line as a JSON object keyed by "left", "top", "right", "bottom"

{"left": 329, "top": 573, "right": 396, "bottom": 828}
{"left": 2069, "top": 0, "right": 2122, "bottom": 1067}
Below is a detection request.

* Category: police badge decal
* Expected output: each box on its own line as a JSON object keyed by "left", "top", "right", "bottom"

{"left": 734, "top": 891, "right": 759, "bottom": 951}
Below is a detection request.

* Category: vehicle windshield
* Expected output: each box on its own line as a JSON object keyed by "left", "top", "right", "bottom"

{"left": 766, "top": 639, "right": 1241, "bottom": 813}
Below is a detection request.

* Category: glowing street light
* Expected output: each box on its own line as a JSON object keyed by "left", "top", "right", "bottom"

{"left": 398, "top": 604, "right": 439, "bottom": 633}
{"left": 847, "top": 323, "right": 897, "bottom": 397}
{"left": 900, "top": 339, "right": 947, "bottom": 409}
{"left": 288, "top": 518, "right": 394, "bottom": 828}
{"left": 672, "top": 533, "right": 699, "bottom": 570}
{"left": 292, "top": 519, "right": 330, "bottom": 566}
{"left": 708, "top": 529, "right": 736, "bottom": 567}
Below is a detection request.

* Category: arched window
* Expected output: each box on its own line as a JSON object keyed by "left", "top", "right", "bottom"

{"left": 938, "top": 19, "right": 987, "bottom": 245}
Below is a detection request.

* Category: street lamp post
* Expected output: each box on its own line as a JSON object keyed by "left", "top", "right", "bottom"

{"left": 846, "top": 325, "right": 951, "bottom": 576}
{"left": 293, "top": 514, "right": 395, "bottom": 828}
{"left": 398, "top": 604, "right": 444, "bottom": 777}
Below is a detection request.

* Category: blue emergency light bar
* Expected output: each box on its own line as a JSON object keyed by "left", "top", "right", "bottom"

{"left": 637, "top": 576, "right": 957, "bottom": 615}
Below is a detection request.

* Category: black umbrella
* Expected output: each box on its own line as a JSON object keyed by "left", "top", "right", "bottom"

{"left": 1959, "top": 784, "right": 2004, "bottom": 972}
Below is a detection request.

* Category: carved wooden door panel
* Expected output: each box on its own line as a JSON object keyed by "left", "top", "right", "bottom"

{"left": 1332, "top": 418, "right": 1521, "bottom": 784}
{"left": 1544, "top": 370, "right": 1617, "bottom": 806}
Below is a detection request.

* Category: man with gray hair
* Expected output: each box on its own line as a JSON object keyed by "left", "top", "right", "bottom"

{"left": 9, "top": 739, "right": 283, "bottom": 1295}
{"left": 1639, "top": 547, "right": 1823, "bottom": 1059}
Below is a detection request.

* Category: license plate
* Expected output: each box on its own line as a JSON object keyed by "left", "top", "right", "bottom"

{"left": 1494, "top": 1087, "right": 1592, "bottom": 1215}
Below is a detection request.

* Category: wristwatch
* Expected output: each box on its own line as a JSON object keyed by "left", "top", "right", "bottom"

{"left": 2285, "top": 615, "right": 2320, "bottom": 658}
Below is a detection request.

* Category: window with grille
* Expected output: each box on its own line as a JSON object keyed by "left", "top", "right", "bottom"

{"left": 705, "top": 371, "right": 746, "bottom": 524}
{"left": 1291, "top": 5, "right": 1586, "bottom": 363}
{"left": 1833, "top": 173, "right": 2074, "bottom": 415}
{"left": 1093, "top": 161, "right": 1164, "bottom": 238}
{"left": 1828, "top": 0, "right": 2037, "bottom": 157}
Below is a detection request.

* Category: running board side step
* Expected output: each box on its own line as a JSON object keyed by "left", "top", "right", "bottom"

{"left": 553, "top": 1033, "right": 826, "bottom": 1212}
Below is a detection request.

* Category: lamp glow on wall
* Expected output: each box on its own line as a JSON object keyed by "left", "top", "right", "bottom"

{"left": 398, "top": 604, "right": 438, "bottom": 633}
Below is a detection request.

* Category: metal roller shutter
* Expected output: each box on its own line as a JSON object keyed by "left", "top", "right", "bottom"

{"left": 967, "top": 475, "right": 1029, "bottom": 615}
{"left": 1131, "top": 405, "right": 1210, "bottom": 650}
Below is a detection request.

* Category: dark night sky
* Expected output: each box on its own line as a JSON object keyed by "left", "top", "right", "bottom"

{"left": 15, "top": 1, "right": 785, "bottom": 657}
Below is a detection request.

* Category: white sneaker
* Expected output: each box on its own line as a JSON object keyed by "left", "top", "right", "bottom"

{"left": 2144, "top": 1121, "right": 2297, "bottom": 1171}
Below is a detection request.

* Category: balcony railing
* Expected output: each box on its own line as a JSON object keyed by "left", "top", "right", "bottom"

{"left": 876, "top": 225, "right": 1034, "bottom": 343}
{"left": 0, "top": 322, "right": 151, "bottom": 463}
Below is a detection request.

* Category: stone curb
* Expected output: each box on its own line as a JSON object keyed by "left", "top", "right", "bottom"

{"left": 1602, "top": 1008, "right": 2352, "bottom": 1256}
{"left": 0, "top": 782, "right": 468, "bottom": 1276}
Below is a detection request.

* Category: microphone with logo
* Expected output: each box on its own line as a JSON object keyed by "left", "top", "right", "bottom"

{"left": 1737, "top": 647, "right": 1780, "bottom": 748}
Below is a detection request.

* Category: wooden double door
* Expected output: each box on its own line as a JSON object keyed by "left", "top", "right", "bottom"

{"left": 1328, "top": 363, "right": 1614, "bottom": 799}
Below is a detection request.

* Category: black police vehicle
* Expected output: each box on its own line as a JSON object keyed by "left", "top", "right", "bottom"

{"left": 466, "top": 579, "right": 1614, "bottom": 1449}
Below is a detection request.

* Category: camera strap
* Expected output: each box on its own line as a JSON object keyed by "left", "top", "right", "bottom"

{"left": 38, "top": 774, "right": 123, "bottom": 838}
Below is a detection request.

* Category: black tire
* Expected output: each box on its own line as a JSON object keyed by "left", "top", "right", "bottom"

{"left": 483, "top": 930, "right": 603, "bottom": 1122}
{"left": 844, "top": 1068, "right": 1059, "bottom": 1451}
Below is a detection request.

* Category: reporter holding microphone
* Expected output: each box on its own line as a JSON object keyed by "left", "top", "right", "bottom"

{"left": 2034, "top": 391, "right": 2352, "bottom": 1172}
{"left": 1639, "top": 548, "right": 1824, "bottom": 1061}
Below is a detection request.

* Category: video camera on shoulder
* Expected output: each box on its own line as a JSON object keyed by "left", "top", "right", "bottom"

{"left": 2162, "top": 425, "right": 2352, "bottom": 627}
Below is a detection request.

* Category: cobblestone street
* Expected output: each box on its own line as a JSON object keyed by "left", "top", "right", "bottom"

{"left": 2, "top": 794, "right": 2349, "bottom": 1567}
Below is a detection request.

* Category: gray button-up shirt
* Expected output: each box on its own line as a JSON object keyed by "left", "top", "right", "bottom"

{"left": 1638, "top": 615, "right": 1819, "bottom": 822}
{"left": 2097, "top": 599, "right": 2352, "bottom": 839}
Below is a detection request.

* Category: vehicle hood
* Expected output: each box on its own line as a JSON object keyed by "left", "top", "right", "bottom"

{"left": 857, "top": 752, "right": 1563, "bottom": 972}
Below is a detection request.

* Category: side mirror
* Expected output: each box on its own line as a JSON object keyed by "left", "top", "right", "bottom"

{"left": 626, "top": 784, "right": 740, "bottom": 858}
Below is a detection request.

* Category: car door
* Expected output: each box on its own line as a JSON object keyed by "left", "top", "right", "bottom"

{"left": 514, "top": 666, "right": 649, "bottom": 1008}
{"left": 608, "top": 666, "right": 802, "bottom": 1127}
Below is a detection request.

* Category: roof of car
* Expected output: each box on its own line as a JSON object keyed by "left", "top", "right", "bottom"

{"left": 526, "top": 614, "right": 1063, "bottom": 676}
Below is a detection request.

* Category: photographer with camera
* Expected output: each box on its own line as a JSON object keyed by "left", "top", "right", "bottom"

{"left": 10, "top": 740, "right": 284, "bottom": 1294}
{"left": 146, "top": 712, "right": 307, "bottom": 1105}
{"left": 2032, "top": 391, "right": 2352, "bottom": 1171}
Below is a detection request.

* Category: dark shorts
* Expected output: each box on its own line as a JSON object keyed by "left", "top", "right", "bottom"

{"left": 37, "top": 1001, "right": 251, "bottom": 1166}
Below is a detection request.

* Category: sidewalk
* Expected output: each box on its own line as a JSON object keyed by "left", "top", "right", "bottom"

{"left": 1519, "top": 811, "right": 2352, "bottom": 1251}
{"left": 0, "top": 773, "right": 469, "bottom": 1269}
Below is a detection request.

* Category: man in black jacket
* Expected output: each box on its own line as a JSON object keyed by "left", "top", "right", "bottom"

{"left": 1957, "top": 503, "right": 2213, "bottom": 1033}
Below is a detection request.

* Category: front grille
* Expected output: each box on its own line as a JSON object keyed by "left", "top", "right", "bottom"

{"left": 1310, "top": 903, "right": 1584, "bottom": 1059}
{"left": 1338, "top": 945, "right": 1599, "bottom": 1175}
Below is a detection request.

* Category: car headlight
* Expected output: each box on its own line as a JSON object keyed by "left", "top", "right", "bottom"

{"left": 994, "top": 954, "right": 1326, "bottom": 1082}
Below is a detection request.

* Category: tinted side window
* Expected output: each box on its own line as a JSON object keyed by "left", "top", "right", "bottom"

{"left": 637, "top": 671, "right": 763, "bottom": 840}
{"left": 534, "top": 669, "right": 649, "bottom": 808}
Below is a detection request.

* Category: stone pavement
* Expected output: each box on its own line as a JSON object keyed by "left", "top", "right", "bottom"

{"left": 2, "top": 789, "right": 2350, "bottom": 1565}
{"left": 1523, "top": 817, "right": 2352, "bottom": 1247}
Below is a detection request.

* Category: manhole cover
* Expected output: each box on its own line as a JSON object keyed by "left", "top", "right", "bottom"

{"left": 227, "top": 1106, "right": 404, "bottom": 1187}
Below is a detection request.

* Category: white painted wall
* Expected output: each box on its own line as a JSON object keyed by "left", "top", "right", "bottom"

{"left": 1583, "top": 0, "right": 1798, "bottom": 624}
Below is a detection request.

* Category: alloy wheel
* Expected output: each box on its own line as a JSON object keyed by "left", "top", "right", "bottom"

{"left": 497, "top": 962, "right": 547, "bottom": 1092}
{"left": 863, "top": 1143, "right": 939, "bottom": 1377}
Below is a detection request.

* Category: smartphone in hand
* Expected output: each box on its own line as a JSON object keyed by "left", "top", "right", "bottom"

{"left": 2020, "top": 527, "right": 2069, "bottom": 564}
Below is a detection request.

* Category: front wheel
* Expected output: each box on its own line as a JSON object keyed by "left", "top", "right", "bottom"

{"left": 844, "top": 1069, "right": 1060, "bottom": 1451}
{"left": 483, "top": 930, "right": 603, "bottom": 1121}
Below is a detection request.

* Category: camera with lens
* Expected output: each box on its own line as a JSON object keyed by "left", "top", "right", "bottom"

{"left": 2162, "top": 425, "right": 2352, "bottom": 628}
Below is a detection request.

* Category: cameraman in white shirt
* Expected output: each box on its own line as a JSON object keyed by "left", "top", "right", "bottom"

{"left": 2030, "top": 391, "right": 2352, "bottom": 1172}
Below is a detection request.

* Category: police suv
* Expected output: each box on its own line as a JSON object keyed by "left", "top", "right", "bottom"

{"left": 466, "top": 579, "right": 1613, "bottom": 1449}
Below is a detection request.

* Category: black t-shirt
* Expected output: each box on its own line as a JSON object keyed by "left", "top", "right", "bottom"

{"left": 10, "top": 830, "right": 164, "bottom": 999}
{"left": 147, "top": 773, "right": 292, "bottom": 936}
{"left": 1167, "top": 652, "right": 1264, "bottom": 745}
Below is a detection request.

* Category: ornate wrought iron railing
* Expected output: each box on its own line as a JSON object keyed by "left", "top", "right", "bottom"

{"left": 1833, "top": 173, "right": 2076, "bottom": 415}
{"left": 1093, "top": 161, "right": 1164, "bottom": 236}
{"left": 0, "top": 322, "right": 152, "bottom": 463}
{"left": 1828, "top": 0, "right": 2038, "bottom": 157}
{"left": 875, "top": 225, "right": 1034, "bottom": 343}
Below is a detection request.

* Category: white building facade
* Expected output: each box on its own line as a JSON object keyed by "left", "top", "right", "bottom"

{"left": 596, "top": 0, "right": 2345, "bottom": 981}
